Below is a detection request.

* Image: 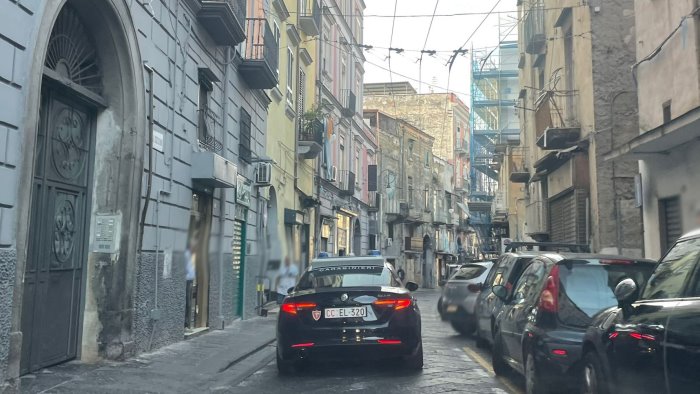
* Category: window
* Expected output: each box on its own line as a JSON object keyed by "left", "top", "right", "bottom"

{"left": 424, "top": 151, "right": 430, "bottom": 168}
{"left": 354, "top": 7, "right": 362, "bottom": 44}
{"left": 339, "top": 136, "right": 346, "bottom": 172}
{"left": 273, "top": 22, "right": 281, "bottom": 81}
{"left": 286, "top": 48, "right": 294, "bottom": 104}
{"left": 239, "top": 108, "right": 252, "bottom": 163}
{"left": 354, "top": 148, "right": 360, "bottom": 185}
{"left": 642, "top": 237, "right": 700, "bottom": 300}
{"left": 450, "top": 265, "right": 488, "bottom": 281}
{"left": 407, "top": 176, "right": 414, "bottom": 206}
{"left": 511, "top": 260, "right": 547, "bottom": 303}
{"left": 296, "top": 265, "right": 400, "bottom": 290}
{"left": 659, "top": 196, "right": 682, "bottom": 254}
{"left": 197, "top": 75, "right": 213, "bottom": 143}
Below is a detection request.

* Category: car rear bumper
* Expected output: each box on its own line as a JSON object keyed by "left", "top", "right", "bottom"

{"left": 531, "top": 331, "right": 585, "bottom": 385}
{"left": 278, "top": 340, "right": 420, "bottom": 361}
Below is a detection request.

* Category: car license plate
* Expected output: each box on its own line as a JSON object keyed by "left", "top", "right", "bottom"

{"left": 446, "top": 305, "right": 458, "bottom": 313}
{"left": 324, "top": 306, "right": 367, "bottom": 319}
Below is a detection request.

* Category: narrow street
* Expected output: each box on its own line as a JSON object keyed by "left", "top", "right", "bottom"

{"left": 234, "top": 289, "right": 519, "bottom": 394}
{"left": 20, "top": 289, "right": 523, "bottom": 393}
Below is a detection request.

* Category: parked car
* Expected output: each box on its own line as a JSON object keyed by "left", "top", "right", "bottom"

{"left": 276, "top": 255, "right": 422, "bottom": 374}
{"left": 474, "top": 252, "right": 541, "bottom": 348}
{"left": 490, "top": 253, "right": 656, "bottom": 394}
{"left": 581, "top": 229, "right": 700, "bottom": 394}
{"left": 438, "top": 262, "right": 494, "bottom": 335}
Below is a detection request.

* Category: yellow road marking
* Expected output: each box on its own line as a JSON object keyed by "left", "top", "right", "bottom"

{"left": 462, "top": 347, "right": 524, "bottom": 394}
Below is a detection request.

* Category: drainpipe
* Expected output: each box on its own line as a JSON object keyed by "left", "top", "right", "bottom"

{"left": 215, "top": 46, "right": 232, "bottom": 328}
{"left": 609, "top": 90, "right": 635, "bottom": 254}
{"left": 140, "top": 64, "right": 155, "bottom": 253}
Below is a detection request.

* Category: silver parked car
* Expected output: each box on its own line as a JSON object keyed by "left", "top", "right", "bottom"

{"left": 438, "top": 262, "right": 494, "bottom": 335}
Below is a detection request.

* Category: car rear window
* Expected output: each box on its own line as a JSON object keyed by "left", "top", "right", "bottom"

{"left": 296, "top": 265, "right": 400, "bottom": 290}
{"left": 557, "top": 260, "right": 655, "bottom": 327}
{"left": 450, "top": 265, "right": 487, "bottom": 280}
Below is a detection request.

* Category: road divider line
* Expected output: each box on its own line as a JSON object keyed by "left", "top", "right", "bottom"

{"left": 462, "top": 347, "right": 523, "bottom": 394}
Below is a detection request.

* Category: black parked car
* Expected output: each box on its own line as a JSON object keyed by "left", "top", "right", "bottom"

{"left": 276, "top": 256, "right": 422, "bottom": 374}
{"left": 474, "top": 252, "right": 541, "bottom": 348}
{"left": 581, "top": 230, "right": 700, "bottom": 394}
{"left": 490, "top": 253, "right": 656, "bottom": 394}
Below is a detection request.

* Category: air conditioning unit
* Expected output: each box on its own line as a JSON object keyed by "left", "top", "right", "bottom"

{"left": 385, "top": 238, "right": 393, "bottom": 247}
{"left": 329, "top": 166, "right": 338, "bottom": 182}
{"left": 255, "top": 162, "right": 272, "bottom": 185}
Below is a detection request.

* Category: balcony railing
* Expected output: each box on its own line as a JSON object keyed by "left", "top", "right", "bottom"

{"left": 299, "top": 0, "right": 321, "bottom": 36}
{"left": 298, "top": 117, "right": 323, "bottom": 159}
{"left": 535, "top": 92, "right": 581, "bottom": 149}
{"left": 338, "top": 170, "right": 355, "bottom": 196}
{"left": 368, "top": 191, "right": 380, "bottom": 212}
{"left": 340, "top": 89, "right": 356, "bottom": 117}
{"left": 195, "top": 0, "right": 246, "bottom": 46}
{"left": 239, "top": 18, "right": 279, "bottom": 89}
{"left": 523, "top": 4, "right": 546, "bottom": 54}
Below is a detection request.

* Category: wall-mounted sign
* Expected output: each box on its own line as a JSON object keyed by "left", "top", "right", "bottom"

{"left": 153, "top": 130, "right": 164, "bottom": 152}
{"left": 236, "top": 175, "right": 252, "bottom": 207}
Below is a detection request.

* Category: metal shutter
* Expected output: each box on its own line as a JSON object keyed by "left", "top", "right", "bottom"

{"left": 232, "top": 219, "right": 244, "bottom": 316}
{"left": 660, "top": 196, "right": 682, "bottom": 253}
{"left": 549, "top": 189, "right": 588, "bottom": 244}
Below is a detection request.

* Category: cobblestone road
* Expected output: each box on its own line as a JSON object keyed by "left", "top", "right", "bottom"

{"left": 234, "top": 290, "right": 514, "bottom": 394}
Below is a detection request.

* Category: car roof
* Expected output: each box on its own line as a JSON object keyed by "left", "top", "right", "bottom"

{"left": 536, "top": 253, "right": 656, "bottom": 263}
{"left": 309, "top": 256, "right": 386, "bottom": 269}
{"left": 500, "top": 251, "right": 547, "bottom": 258}
{"left": 679, "top": 228, "right": 700, "bottom": 241}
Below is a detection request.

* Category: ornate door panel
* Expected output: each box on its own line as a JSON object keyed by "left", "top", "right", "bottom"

{"left": 21, "top": 89, "right": 92, "bottom": 373}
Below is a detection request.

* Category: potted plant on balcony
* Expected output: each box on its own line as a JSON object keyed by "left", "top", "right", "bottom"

{"left": 301, "top": 106, "right": 324, "bottom": 141}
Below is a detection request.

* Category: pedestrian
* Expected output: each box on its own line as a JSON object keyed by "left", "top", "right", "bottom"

{"left": 397, "top": 266, "right": 406, "bottom": 282}
{"left": 275, "top": 256, "right": 299, "bottom": 304}
{"left": 184, "top": 235, "right": 197, "bottom": 328}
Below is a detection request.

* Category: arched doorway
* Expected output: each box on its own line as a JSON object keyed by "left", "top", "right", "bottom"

{"left": 353, "top": 219, "right": 362, "bottom": 256}
{"left": 17, "top": 0, "right": 145, "bottom": 372}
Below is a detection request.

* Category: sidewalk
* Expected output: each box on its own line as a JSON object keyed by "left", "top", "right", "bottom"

{"left": 20, "top": 315, "right": 278, "bottom": 393}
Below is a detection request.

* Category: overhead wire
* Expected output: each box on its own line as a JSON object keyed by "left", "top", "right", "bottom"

{"left": 387, "top": 0, "right": 400, "bottom": 116}
{"left": 419, "top": 0, "right": 441, "bottom": 94}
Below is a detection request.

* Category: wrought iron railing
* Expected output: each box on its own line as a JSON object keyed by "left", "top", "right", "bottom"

{"left": 340, "top": 89, "right": 356, "bottom": 116}
{"left": 299, "top": 117, "right": 324, "bottom": 144}
{"left": 242, "top": 18, "right": 279, "bottom": 72}
{"left": 535, "top": 91, "right": 579, "bottom": 139}
{"left": 524, "top": 4, "right": 545, "bottom": 54}
{"left": 299, "top": 0, "right": 321, "bottom": 34}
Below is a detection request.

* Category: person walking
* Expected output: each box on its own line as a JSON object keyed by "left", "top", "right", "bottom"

{"left": 275, "top": 256, "right": 299, "bottom": 304}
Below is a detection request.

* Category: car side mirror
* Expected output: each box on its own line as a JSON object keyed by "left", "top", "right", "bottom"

{"left": 405, "top": 281, "right": 419, "bottom": 292}
{"left": 287, "top": 286, "right": 295, "bottom": 294}
{"left": 492, "top": 285, "right": 508, "bottom": 301}
{"left": 614, "top": 278, "right": 638, "bottom": 307}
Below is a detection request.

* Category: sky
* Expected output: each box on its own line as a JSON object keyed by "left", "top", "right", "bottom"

{"left": 362, "top": 0, "right": 517, "bottom": 102}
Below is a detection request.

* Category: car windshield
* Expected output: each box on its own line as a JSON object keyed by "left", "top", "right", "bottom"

{"left": 295, "top": 265, "right": 400, "bottom": 290}
{"left": 450, "top": 265, "right": 487, "bottom": 280}
{"left": 642, "top": 237, "right": 700, "bottom": 300}
{"left": 558, "top": 260, "right": 655, "bottom": 327}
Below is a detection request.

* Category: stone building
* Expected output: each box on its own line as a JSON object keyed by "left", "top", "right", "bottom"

{"left": 0, "top": 0, "right": 275, "bottom": 390}
{"left": 606, "top": 0, "right": 700, "bottom": 259}
{"left": 364, "top": 109, "right": 437, "bottom": 288}
{"left": 515, "top": 0, "right": 642, "bottom": 255}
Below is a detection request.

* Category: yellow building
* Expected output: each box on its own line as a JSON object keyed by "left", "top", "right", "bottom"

{"left": 261, "top": 0, "right": 321, "bottom": 293}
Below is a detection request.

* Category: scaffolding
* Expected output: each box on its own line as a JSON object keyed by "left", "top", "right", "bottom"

{"left": 468, "top": 14, "right": 519, "bottom": 252}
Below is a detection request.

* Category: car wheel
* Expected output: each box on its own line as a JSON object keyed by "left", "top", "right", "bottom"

{"left": 582, "top": 351, "right": 609, "bottom": 394}
{"left": 475, "top": 329, "right": 489, "bottom": 349}
{"left": 404, "top": 341, "right": 424, "bottom": 371}
{"left": 492, "top": 332, "right": 509, "bottom": 376}
{"left": 525, "top": 353, "right": 547, "bottom": 394}
{"left": 450, "top": 320, "right": 473, "bottom": 336}
{"left": 276, "top": 348, "right": 297, "bottom": 375}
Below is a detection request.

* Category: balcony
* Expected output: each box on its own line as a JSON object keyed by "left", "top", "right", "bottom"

{"left": 299, "top": 0, "right": 321, "bottom": 37}
{"left": 195, "top": 0, "right": 246, "bottom": 46}
{"left": 368, "top": 191, "right": 380, "bottom": 212}
{"left": 239, "top": 18, "right": 279, "bottom": 89}
{"left": 338, "top": 170, "right": 355, "bottom": 196}
{"left": 535, "top": 93, "right": 581, "bottom": 150}
{"left": 340, "top": 89, "right": 356, "bottom": 118}
{"left": 524, "top": 4, "right": 546, "bottom": 54}
{"left": 298, "top": 117, "right": 323, "bottom": 159}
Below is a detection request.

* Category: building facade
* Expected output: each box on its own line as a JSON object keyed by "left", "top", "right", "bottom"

{"left": 314, "top": 0, "right": 372, "bottom": 260}
{"left": 260, "top": 0, "right": 321, "bottom": 294}
{"left": 606, "top": 0, "right": 700, "bottom": 259}
{"left": 364, "top": 109, "right": 441, "bottom": 288}
{"left": 514, "top": 0, "right": 642, "bottom": 255}
{"left": 0, "top": 0, "right": 277, "bottom": 390}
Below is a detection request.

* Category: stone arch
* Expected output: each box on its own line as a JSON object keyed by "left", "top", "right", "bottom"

{"left": 12, "top": 0, "right": 146, "bottom": 369}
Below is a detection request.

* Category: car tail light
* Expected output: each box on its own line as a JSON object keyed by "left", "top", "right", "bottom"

{"left": 629, "top": 332, "right": 656, "bottom": 341}
{"left": 608, "top": 332, "right": 619, "bottom": 340}
{"left": 551, "top": 349, "right": 567, "bottom": 356}
{"left": 467, "top": 283, "right": 483, "bottom": 293}
{"left": 377, "top": 339, "right": 402, "bottom": 345}
{"left": 539, "top": 266, "right": 560, "bottom": 313}
{"left": 373, "top": 298, "right": 412, "bottom": 310}
{"left": 291, "top": 342, "right": 314, "bottom": 348}
{"left": 281, "top": 302, "right": 317, "bottom": 315}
